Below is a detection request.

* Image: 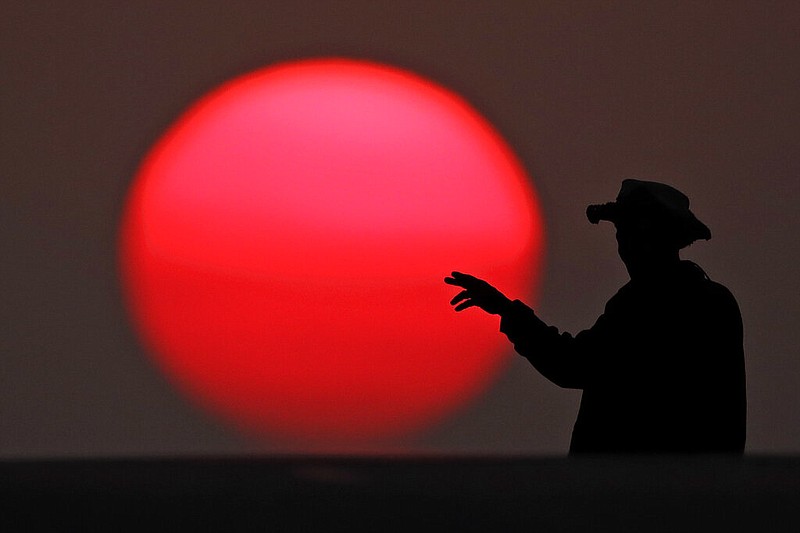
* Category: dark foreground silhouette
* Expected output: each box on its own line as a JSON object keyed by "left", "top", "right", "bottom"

{"left": 446, "top": 179, "right": 746, "bottom": 454}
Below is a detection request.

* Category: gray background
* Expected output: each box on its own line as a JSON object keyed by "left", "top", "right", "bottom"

{"left": 2, "top": 1, "right": 798, "bottom": 457}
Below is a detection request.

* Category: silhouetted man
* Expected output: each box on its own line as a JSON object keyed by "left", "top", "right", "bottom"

{"left": 445, "top": 179, "right": 746, "bottom": 454}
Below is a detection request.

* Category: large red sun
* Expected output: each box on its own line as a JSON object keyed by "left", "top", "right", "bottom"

{"left": 120, "top": 58, "right": 544, "bottom": 444}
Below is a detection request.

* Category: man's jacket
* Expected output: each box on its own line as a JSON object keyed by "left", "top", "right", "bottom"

{"left": 499, "top": 261, "right": 746, "bottom": 454}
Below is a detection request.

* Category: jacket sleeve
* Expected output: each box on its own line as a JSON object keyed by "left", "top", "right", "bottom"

{"left": 499, "top": 300, "right": 608, "bottom": 389}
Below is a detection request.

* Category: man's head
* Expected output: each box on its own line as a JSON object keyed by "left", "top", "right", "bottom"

{"left": 587, "top": 179, "right": 711, "bottom": 278}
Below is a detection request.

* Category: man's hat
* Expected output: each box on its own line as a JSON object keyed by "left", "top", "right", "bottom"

{"left": 586, "top": 179, "right": 711, "bottom": 249}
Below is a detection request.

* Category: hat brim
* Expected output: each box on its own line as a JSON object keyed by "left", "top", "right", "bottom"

{"left": 586, "top": 202, "right": 711, "bottom": 248}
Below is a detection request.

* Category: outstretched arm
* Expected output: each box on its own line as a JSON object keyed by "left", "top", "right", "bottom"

{"left": 499, "top": 300, "right": 597, "bottom": 389}
{"left": 445, "top": 271, "right": 593, "bottom": 389}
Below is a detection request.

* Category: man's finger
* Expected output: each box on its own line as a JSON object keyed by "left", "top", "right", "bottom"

{"left": 450, "top": 271, "right": 482, "bottom": 288}
{"left": 454, "top": 300, "right": 477, "bottom": 312}
{"left": 451, "top": 271, "right": 478, "bottom": 281}
{"left": 450, "top": 290, "right": 469, "bottom": 305}
{"left": 444, "top": 276, "right": 476, "bottom": 289}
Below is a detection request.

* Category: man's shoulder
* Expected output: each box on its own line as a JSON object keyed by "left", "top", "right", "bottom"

{"left": 682, "top": 263, "right": 742, "bottom": 320}
{"left": 684, "top": 262, "right": 737, "bottom": 301}
{"left": 605, "top": 262, "right": 738, "bottom": 307}
{"left": 704, "top": 279, "right": 741, "bottom": 315}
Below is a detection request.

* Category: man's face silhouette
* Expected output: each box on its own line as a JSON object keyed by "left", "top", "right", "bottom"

{"left": 615, "top": 219, "right": 678, "bottom": 280}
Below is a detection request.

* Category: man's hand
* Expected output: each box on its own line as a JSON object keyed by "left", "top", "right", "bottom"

{"left": 444, "top": 271, "right": 513, "bottom": 315}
